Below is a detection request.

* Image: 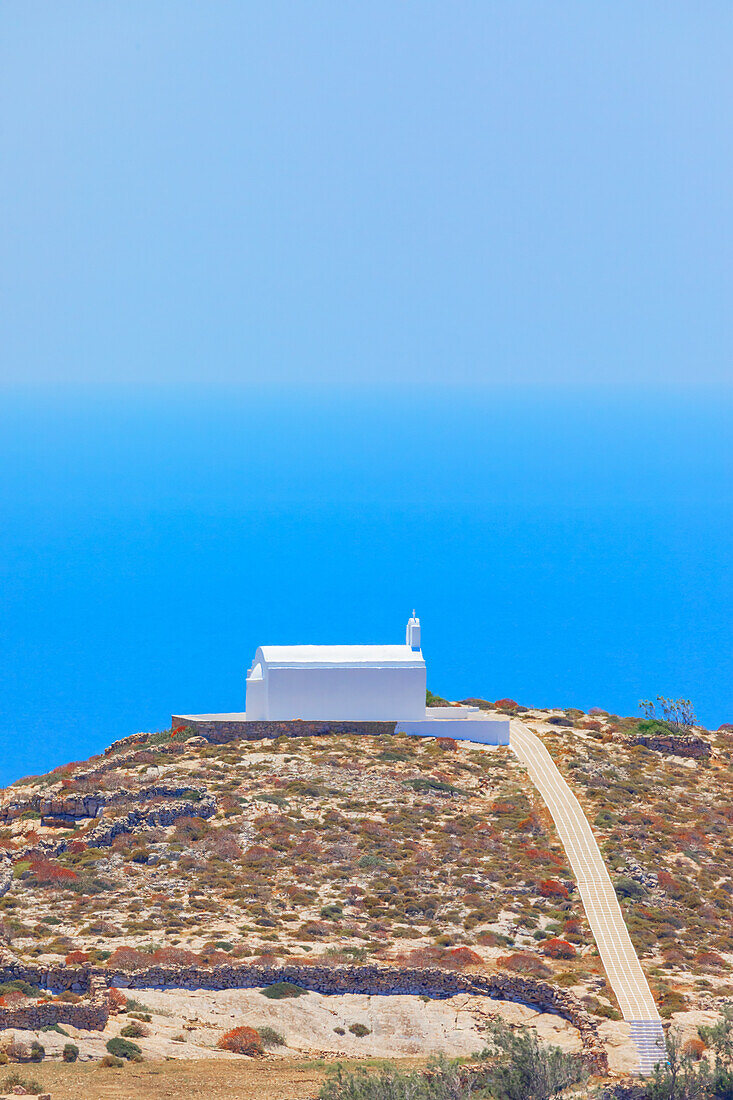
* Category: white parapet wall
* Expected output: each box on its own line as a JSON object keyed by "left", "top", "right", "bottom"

{"left": 396, "top": 715, "right": 510, "bottom": 745}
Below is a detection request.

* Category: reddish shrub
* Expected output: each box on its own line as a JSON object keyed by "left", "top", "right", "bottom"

{"left": 52, "top": 761, "right": 81, "bottom": 776}
{"left": 28, "top": 857, "right": 78, "bottom": 885}
{"left": 539, "top": 879, "right": 569, "bottom": 900}
{"left": 173, "top": 816, "right": 209, "bottom": 842}
{"left": 200, "top": 950, "right": 231, "bottom": 967}
{"left": 475, "top": 931, "right": 502, "bottom": 947}
{"left": 402, "top": 946, "right": 479, "bottom": 970}
{"left": 200, "top": 830, "right": 243, "bottom": 860}
{"left": 447, "top": 947, "right": 483, "bottom": 969}
{"left": 524, "top": 846, "right": 565, "bottom": 869}
{"left": 217, "top": 1026, "right": 264, "bottom": 1056}
{"left": 683, "top": 1037, "right": 706, "bottom": 1060}
{"left": 495, "top": 699, "right": 518, "bottom": 710}
{"left": 65, "top": 951, "right": 89, "bottom": 965}
{"left": 542, "top": 937, "right": 577, "bottom": 960}
{"left": 436, "top": 737, "right": 458, "bottom": 751}
{"left": 564, "top": 918, "right": 583, "bottom": 935}
{"left": 588, "top": 708, "right": 608, "bottom": 717}
{"left": 68, "top": 840, "right": 88, "bottom": 855}
{"left": 242, "top": 844, "right": 275, "bottom": 863}
{"left": 299, "top": 920, "right": 330, "bottom": 937}
{"left": 151, "top": 947, "right": 201, "bottom": 966}
{"left": 108, "top": 947, "right": 149, "bottom": 970}
{"left": 4, "top": 990, "right": 28, "bottom": 1006}
{"left": 657, "top": 870, "right": 684, "bottom": 898}
{"left": 497, "top": 953, "right": 552, "bottom": 979}
{"left": 108, "top": 988, "right": 127, "bottom": 1010}
{"left": 695, "top": 950, "right": 728, "bottom": 970}
{"left": 717, "top": 723, "right": 733, "bottom": 732}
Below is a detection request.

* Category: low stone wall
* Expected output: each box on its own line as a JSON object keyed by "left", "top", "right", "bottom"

{"left": 171, "top": 717, "right": 398, "bottom": 745}
{"left": 42, "top": 797, "right": 216, "bottom": 859}
{"left": 0, "top": 971, "right": 109, "bottom": 1032}
{"left": 75, "top": 798, "right": 215, "bottom": 849}
{"left": 0, "top": 997, "right": 108, "bottom": 1032}
{"left": 2, "top": 798, "right": 216, "bottom": 870}
{"left": 0, "top": 961, "right": 607, "bottom": 1069}
{"left": 629, "top": 733, "right": 711, "bottom": 759}
{"left": 0, "top": 962, "right": 93, "bottom": 994}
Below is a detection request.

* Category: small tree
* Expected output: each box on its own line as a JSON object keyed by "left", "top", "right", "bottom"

{"left": 319, "top": 1055, "right": 472, "bottom": 1099}
{"left": 639, "top": 697, "right": 697, "bottom": 733}
{"left": 476, "top": 1019, "right": 588, "bottom": 1100}
{"left": 698, "top": 1006, "right": 733, "bottom": 1098}
{"left": 645, "top": 1031, "right": 705, "bottom": 1100}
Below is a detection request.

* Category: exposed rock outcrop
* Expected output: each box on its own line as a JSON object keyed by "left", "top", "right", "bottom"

{"left": 0, "top": 859, "right": 12, "bottom": 900}
{"left": 0, "top": 784, "right": 210, "bottom": 828}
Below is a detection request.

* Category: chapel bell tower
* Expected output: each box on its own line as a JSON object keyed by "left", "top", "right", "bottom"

{"left": 406, "top": 610, "right": 421, "bottom": 651}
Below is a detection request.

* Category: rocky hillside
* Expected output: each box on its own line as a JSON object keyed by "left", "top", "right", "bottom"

{"left": 0, "top": 703, "right": 729, "bottom": 1032}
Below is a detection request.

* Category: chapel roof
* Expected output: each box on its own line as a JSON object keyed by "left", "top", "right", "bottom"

{"left": 257, "top": 644, "right": 424, "bottom": 668}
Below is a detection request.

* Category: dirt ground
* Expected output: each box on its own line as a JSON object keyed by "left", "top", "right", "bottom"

{"left": 0, "top": 1056, "right": 422, "bottom": 1100}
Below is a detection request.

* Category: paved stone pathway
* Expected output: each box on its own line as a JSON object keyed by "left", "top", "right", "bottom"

{"left": 509, "top": 719, "right": 666, "bottom": 1075}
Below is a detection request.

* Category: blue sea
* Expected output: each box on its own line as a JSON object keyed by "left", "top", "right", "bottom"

{"left": 0, "top": 387, "right": 730, "bottom": 786}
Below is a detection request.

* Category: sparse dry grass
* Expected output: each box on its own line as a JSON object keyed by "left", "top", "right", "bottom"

{"left": 1, "top": 729, "right": 597, "bottom": 999}
{"left": 0, "top": 1055, "right": 412, "bottom": 1100}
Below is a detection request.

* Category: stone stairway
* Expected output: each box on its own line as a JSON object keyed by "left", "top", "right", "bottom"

{"left": 509, "top": 720, "right": 666, "bottom": 1076}
{"left": 629, "top": 1019, "right": 667, "bottom": 1075}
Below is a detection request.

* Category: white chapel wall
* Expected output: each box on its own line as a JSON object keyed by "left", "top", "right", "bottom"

{"left": 263, "top": 664, "right": 426, "bottom": 721}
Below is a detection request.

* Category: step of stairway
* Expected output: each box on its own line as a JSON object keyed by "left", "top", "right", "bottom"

{"left": 629, "top": 1019, "right": 666, "bottom": 1074}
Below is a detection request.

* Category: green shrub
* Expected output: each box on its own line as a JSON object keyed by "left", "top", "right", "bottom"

{"left": 320, "top": 904, "right": 343, "bottom": 919}
{"left": 100, "top": 1054, "right": 124, "bottom": 1068}
{"left": 426, "top": 690, "right": 450, "bottom": 707}
{"left": 120, "top": 1021, "right": 148, "bottom": 1038}
{"left": 106, "top": 1036, "right": 143, "bottom": 1062}
{"left": 0, "top": 980, "right": 39, "bottom": 998}
{"left": 1, "top": 1073, "right": 43, "bottom": 1094}
{"left": 358, "top": 854, "right": 387, "bottom": 869}
{"left": 477, "top": 1019, "right": 588, "bottom": 1100}
{"left": 260, "top": 981, "right": 306, "bottom": 1000}
{"left": 614, "top": 876, "right": 647, "bottom": 901}
{"left": 405, "top": 778, "right": 465, "bottom": 797}
{"left": 319, "top": 1055, "right": 469, "bottom": 1099}
{"left": 348, "top": 1023, "right": 371, "bottom": 1037}
{"left": 62, "top": 1042, "right": 79, "bottom": 1062}
{"left": 257, "top": 1025, "right": 285, "bottom": 1047}
{"left": 29, "top": 1041, "right": 44, "bottom": 1062}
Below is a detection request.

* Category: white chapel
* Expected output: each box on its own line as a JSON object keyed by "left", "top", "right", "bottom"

{"left": 245, "top": 613, "right": 426, "bottom": 721}
{"left": 173, "top": 612, "right": 509, "bottom": 745}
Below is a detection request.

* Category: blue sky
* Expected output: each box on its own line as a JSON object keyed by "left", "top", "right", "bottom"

{"left": 2, "top": 2, "right": 732, "bottom": 390}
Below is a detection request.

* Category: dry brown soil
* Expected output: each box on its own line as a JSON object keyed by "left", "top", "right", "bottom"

{"left": 1, "top": 1056, "right": 422, "bottom": 1100}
